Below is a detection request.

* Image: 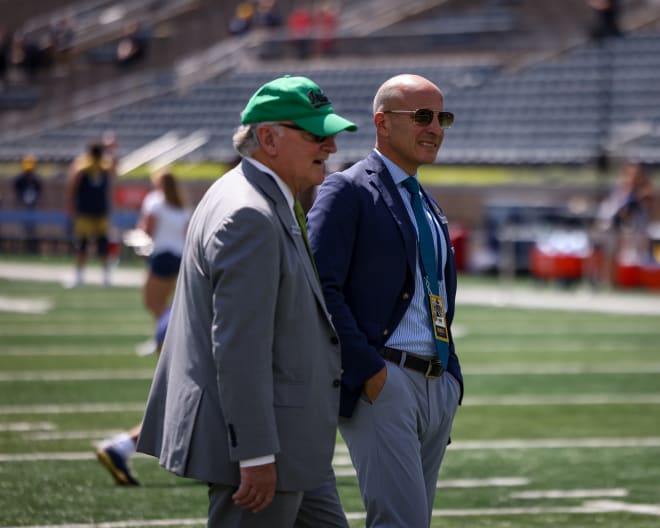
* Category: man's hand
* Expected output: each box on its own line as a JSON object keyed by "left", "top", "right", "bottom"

{"left": 364, "top": 365, "right": 387, "bottom": 403}
{"left": 232, "top": 462, "right": 277, "bottom": 513}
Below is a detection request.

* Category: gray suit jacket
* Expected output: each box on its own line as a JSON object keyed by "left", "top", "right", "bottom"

{"left": 137, "top": 159, "right": 342, "bottom": 491}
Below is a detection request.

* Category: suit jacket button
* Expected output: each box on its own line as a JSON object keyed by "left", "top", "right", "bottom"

{"left": 383, "top": 329, "right": 389, "bottom": 336}
{"left": 333, "top": 379, "right": 341, "bottom": 387}
{"left": 330, "top": 336, "right": 339, "bottom": 345}
{"left": 402, "top": 292, "right": 410, "bottom": 300}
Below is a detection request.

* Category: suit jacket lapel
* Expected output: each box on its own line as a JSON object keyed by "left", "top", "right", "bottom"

{"left": 242, "top": 161, "right": 328, "bottom": 312}
{"left": 366, "top": 153, "right": 417, "bottom": 274}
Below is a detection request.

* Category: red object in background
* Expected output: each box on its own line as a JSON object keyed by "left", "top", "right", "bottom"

{"left": 639, "top": 265, "right": 660, "bottom": 290}
{"left": 613, "top": 262, "right": 641, "bottom": 288}
{"left": 113, "top": 184, "right": 150, "bottom": 209}
{"left": 450, "top": 225, "right": 468, "bottom": 272}
{"left": 530, "top": 247, "right": 585, "bottom": 280}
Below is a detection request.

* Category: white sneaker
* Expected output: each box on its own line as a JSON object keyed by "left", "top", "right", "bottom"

{"left": 135, "top": 338, "right": 157, "bottom": 356}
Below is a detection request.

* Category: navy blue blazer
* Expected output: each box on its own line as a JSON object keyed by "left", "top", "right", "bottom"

{"left": 308, "top": 151, "right": 464, "bottom": 418}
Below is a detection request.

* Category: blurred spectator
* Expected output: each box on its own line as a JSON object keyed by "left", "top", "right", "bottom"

{"left": 254, "top": 0, "right": 283, "bottom": 29}
{"left": 287, "top": 4, "right": 313, "bottom": 58}
{"left": 588, "top": 0, "right": 621, "bottom": 41}
{"left": 314, "top": 2, "right": 339, "bottom": 56}
{"left": 116, "top": 21, "right": 149, "bottom": 67}
{"left": 9, "top": 29, "right": 55, "bottom": 82}
{"left": 65, "top": 136, "right": 118, "bottom": 287}
{"left": 12, "top": 154, "right": 43, "bottom": 253}
{"left": 0, "top": 26, "right": 11, "bottom": 87}
{"left": 137, "top": 170, "right": 191, "bottom": 321}
{"left": 50, "top": 16, "right": 75, "bottom": 75}
{"left": 595, "top": 161, "right": 654, "bottom": 284}
{"left": 228, "top": 2, "right": 255, "bottom": 36}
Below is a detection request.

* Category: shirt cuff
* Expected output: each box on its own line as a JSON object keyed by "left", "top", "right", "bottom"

{"left": 239, "top": 455, "right": 275, "bottom": 468}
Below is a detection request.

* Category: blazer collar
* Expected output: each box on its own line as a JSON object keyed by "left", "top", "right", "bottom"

{"left": 365, "top": 151, "right": 418, "bottom": 273}
{"left": 241, "top": 159, "right": 328, "bottom": 314}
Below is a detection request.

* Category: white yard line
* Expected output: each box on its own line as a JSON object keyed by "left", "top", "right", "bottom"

{"left": 1, "top": 521, "right": 205, "bottom": 528}
{"left": 3, "top": 391, "right": 659, "bottom": 417}
{"left": 3, "top": 366, "right": 660, "bottom": 383}
{"left": 1, "top": 348, "right": 137, "bottom": 356}
{"left": 457, "top": 288, "right": 660, "bottom": 316}
{"left": 6, "top": 436, "right": 659, "bottom": 464}
{"left": 0, "top": 403, "right": 146, "bottom": 415}
{"left": 0, "top": 422, "right": 55, "bottom": 432}
{"left": 464, "top": 394, "right": 660, "bottom": 406}
{"left": 0, "top": 297, "right": 52, "bottom": 314}
{"left": 438, "top": 477, "right": 530, "bottom": 488}
{"left": 2, "top": 262, "right": 659, "bottom": 314}
{"left": 467, "top": 364, "right": 660, "bottom": 375}
{"left": 0, "top": 370, "right": 154, "bottom": 382}
{"left": 23, "top": 429, "right": 122, "bottom": 441}
{"left": 511, "top": 488, "right": 628, "bottom": 499}
{"left": 451, "top": 437, "right": 660, "bottom": 450}
{"left": 3, "top": 500, "right": 659, "bottom": 528}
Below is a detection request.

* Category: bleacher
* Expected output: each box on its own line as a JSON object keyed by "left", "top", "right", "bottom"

{"left": 2, "top": 27, "right": 660, "bottom": 166}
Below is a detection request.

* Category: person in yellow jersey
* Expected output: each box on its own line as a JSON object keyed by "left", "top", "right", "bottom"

{"left": 65, "top": 136, "right": 117, "bottom": 287}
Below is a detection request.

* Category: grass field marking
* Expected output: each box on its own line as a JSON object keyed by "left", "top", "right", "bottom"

{"left": 510, "top": 488, "right": 628, "bottom": 499}
{"left": 23, "top": 429, "right": 124, "bottom": 441}
{"left": 586, "top": 500, "right": 660, "bottom": 516}
{"left": 0, "top": 262, "right": 144, "bottom": 287}
{"left": 1, "top": 520, "right": 206, "bottom": 528}
{"left": 0, "top": 370, "right": 155, "bottom": 382}
{"left": 335, "top": 465, "right": 531, "bottom": 489}
{"left": 452, "top": 437, "right": 660, "bottom": 450}
{"left": 467, "top": 364, "right": 660, "bottom": 375}
{"left": 465, "top": 393, "right": 660, "bottom": 405}
{"left": 0, "top": 452, "right": 96, "bottom": 462}
{"left": 0, "top": 296, "right": 52, "bottom": 314}
{"left": 0, "top": 421, "right": 55, "bottom": 432}
{"left": 0, "top": 348, "right": 140, "bottom": 356}
{"left": 437, "top": 477, "right": 529, "bottom": 489}
{"left": 13, "top": 434, "right": 660, "bottom": 462}
{"left": 3, "top": 500, "right": 659, "bottom": 527}
{"left": 0, "top": 403, "right": 146, "bottom": 415}
{"left": 457, "top": 288, "right": 660, "bottom": 316}
{"left": 342, "top": 500, "right": 660, "bottom": 520}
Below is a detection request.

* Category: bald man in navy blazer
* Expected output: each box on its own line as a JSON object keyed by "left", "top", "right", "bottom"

{"left": 308, "top": 74, "right": 464, "bottom": 527}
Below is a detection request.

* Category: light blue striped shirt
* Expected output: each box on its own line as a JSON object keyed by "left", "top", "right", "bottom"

{"left": 374, "top": 149, "right": 448, "bottom": 359}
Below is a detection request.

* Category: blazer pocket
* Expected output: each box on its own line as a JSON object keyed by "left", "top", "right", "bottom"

{"left": 162, "top": 384, "right": 203, "bottom": 474}
{"left": 273, "top": 381, "right": 308, "bottom": 408}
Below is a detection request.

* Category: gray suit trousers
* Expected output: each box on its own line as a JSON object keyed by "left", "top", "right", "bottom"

{"left": 208, "top": 468, "right": 348, "bottom": 528}
{"left": 339, "top": 361, "right": 461, "bottom": 528}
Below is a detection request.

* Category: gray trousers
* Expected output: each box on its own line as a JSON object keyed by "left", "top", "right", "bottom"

{"left": 339, "top": 361, "right": 461, "bottom": 528}
{"left": 208, "top": 468, "right": 348, "bottom": 528}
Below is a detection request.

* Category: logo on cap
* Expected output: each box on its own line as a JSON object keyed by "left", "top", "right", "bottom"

{"left": 308, "top": 89, "right": 331, "bottom": 108}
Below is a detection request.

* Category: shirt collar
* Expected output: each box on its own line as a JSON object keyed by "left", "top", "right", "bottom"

{"left": 374, "top": 148, "right": 418, "bottom": 186}
{"left": 244, "top": 157, "right": 294, "bottom": 211}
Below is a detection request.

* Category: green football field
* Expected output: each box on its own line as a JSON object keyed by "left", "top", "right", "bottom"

{"left": 0, "top": 263, "right": 659, "bottom": 527}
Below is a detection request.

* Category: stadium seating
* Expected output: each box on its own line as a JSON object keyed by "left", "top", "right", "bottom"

{"left": 1, "top": 0, "right": 660, "bottom": 167}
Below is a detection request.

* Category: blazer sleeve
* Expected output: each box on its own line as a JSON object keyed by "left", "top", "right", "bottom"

{"left": 205, "top": 206, "right": 281, "bottom": 461}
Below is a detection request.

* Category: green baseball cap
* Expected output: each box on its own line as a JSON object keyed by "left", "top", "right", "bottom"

{"left": 240, "top": 75, "right": 358, "bottom": 137}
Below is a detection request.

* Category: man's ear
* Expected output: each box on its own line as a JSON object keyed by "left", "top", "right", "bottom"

{"left": 256, "top": 125, "right": 278, "bottom": 156}
{"left": 374, "top": 112, "right": 388, "bottom": 136}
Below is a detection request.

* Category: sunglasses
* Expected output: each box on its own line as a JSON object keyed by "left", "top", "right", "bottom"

{"left": 384, "top": 109, "right": 454, "bottom": 128}
{"left": 279, "top": 123, "right": 330, "bottom": 143}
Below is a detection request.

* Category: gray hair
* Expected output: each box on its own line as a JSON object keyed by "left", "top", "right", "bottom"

{"left": 232, "top": 122, "right": 284, "bottom": 157}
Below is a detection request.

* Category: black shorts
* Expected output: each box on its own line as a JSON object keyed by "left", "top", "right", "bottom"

{"left": 149, "top": 251, "right": 182, "bottom": 278}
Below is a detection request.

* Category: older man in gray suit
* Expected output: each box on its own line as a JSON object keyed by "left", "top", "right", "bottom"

{"left": 137, "top": 75, "right": 357, "bottom": 527}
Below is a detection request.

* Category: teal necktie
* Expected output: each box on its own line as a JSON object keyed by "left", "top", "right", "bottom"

{"left": 294, "top": 199, "right": 320, "bottom": 283}
{"left": 402, "top": 177, "right": 449, "bottom": 368}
